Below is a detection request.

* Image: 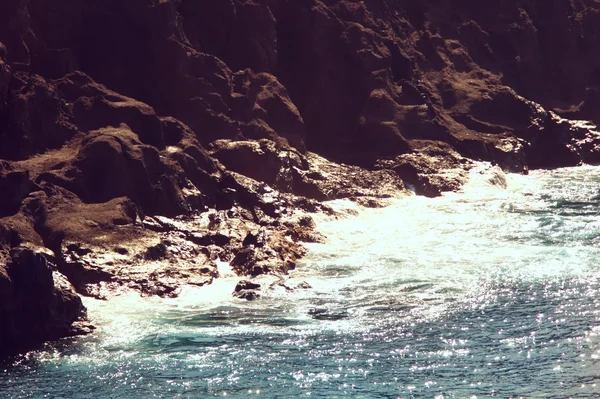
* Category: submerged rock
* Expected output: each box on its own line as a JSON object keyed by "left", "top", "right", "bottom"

{"left": 296, "top": 281, "right": 312, "bottom": 290}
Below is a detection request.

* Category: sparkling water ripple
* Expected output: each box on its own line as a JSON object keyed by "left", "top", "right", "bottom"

{"left": 3, "top": 165, "right": 600, "bottom": 398}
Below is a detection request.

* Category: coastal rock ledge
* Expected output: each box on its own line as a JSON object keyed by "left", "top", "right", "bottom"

{"left": 1, "top": 0, "right": 600, "bottom": 354}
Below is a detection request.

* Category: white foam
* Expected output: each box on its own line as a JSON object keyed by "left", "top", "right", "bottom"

{"left": 79, "top": 164, "right": 600, "bottom": 341}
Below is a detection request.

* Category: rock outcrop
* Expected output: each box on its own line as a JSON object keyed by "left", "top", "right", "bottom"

{"left": 0, "top": 246, "right": 89, "bottom": 356}
{"left": 233, "top": 279, "right": 262, "bottom": 301}
{"left": 1, "top": 0, "right": 600, "bottom": 354}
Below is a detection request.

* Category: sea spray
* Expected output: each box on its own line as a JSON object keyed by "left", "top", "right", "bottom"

{"left": 3, "top": 165, "right": 600, "bottom": 398}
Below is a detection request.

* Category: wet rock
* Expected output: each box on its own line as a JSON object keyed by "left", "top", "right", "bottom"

{"left": 351, "top": 197, "right": 389, "bottom": 208}
{"left": 308, "top": 307, "right": 349, "bottom": 321}
{"left": 0, "top": 247, "right": 87, "bottom": 355}
{"left": 242, "top": 231, "right": 262, "bottom": 247}
{"left": 209, "top": 139, "right": 308, "bottom": 192}
{"left": 234, "top": 279, "right": 261, "bottom": 292}
{"left": 296, "top": 281, "right": 312, "bottom": 290}
{"left": 233, "top": 289, "right": 260, "bottom": 301}
{"left": 0, "top": 42, "right": 9, "bottom": 105}
{"left": 379, "top": 141, "right": 473, "bottom": 197}
{"left": 527, "top": 113, "right": 600, "bottom": 169}
{"left": 2, "top": 0, "right": 600, "bottom": 356}
{"left": 0, "top": 185, "right": 216, "bottom": 298}
{"left": 188, "top": 232, "right": 231, "bottom": 247}
{"left": 233, "top": 279, "right": 261, "bottom": 301}
{"left": 228, "top": 219, "right": 306, "bottom": 277}
{"left": 230, "top": 247, "right": 261, "bottom": 276}
{"left": 60, "top": 241, "right": 115, "bottom": 294}
{"left": 286, "top": 226, "right": 327, "bottom": 244}
{"left": 297, "top": 153, "right": 407, "bottom": 201}
{"left": 144, "top": 242, "right": 168, "bottom": 261}
{"left": 141, "top": 216, "right": 171, "bottom": 233}
{"left": 231, "top": 70, "right": 306, "bottom": 151}
{"left": 284, "top": 216, "right": 327, "bottom": 244}
{"left": 269, "top": 280, "right": 294, "bottom": 291}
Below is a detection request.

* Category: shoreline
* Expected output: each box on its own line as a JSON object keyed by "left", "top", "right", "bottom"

{"left": 2, "top": 0, "right": 600, "bottom": 356}
{"left": 3, "top": 164, "right": 600, "bottom": 398}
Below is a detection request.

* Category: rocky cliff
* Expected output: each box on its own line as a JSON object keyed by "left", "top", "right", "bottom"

{"left": 1, "top": 0, "right": 599, "bottom": 354}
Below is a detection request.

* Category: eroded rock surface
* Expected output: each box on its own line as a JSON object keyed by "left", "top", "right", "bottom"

{"left": 1, "top": 0, "right": 600, "bottom": 354}
{"left": 0, "top": 246, "right": 89, "bottom": 356}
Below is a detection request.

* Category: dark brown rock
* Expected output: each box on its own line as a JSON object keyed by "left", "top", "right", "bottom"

{"left": 2, "top": 0, "right": 600, "bottom": 356}
{"left": 270, "top": 0, "right": 600, "bottom": 173}
{"left": 0, "top": 247, "right": 87, "bottom": 356}
{"left": 25, "top": 0, "right": 305, "bottom": 154}
{"left": 0, "top": 162, "right": 39, "bottom": 217}
{"left": 378, "top": 141, "right": 474, "bottom": 197}
{"left": 73, "top": 126, "right": 188, "bottom": 216}
{"left": 234, "top": 279, "right": 261, "bottom": 292}
{"left": 180, "top": 0, "right": 277, "bottom": 73}
{"left": 2, "top": 72, "right": 78, "bottom": 160}
{"left": 0, "top": 42, "right": 10, "bottom": 105}
{"left": 209, "top": 139, "right": 307, "bottom": 191}
{"left": 233, "top": 279, "right": 261, "bottom": 301}
{"left": 296, "top": 281, "right": 312, "bottom": 290}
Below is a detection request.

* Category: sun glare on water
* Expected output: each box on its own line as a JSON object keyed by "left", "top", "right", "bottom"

{"left": 5, "top": 163, "right": 600, "bottom": 398}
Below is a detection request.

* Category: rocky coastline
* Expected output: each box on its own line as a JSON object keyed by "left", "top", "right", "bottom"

{"left": 1, "top": 0, "right": 599, "bottom": 355}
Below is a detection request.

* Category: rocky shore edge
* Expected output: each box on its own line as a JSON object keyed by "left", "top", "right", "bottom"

{"left": 1, "top": 0, "right": 600, "bottom": 355}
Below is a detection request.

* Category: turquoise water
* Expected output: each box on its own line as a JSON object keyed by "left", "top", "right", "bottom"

{"left": 3, "top": 165, "right": 600, "bottom": 398}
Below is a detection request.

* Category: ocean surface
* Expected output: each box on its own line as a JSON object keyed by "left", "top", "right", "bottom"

{"left": 3, "top": 164, "right": 600, "bottom": 398}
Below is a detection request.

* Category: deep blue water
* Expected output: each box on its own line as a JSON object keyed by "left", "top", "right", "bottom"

{"left": 2, "top": 165, "right": 600, "bottom": 398}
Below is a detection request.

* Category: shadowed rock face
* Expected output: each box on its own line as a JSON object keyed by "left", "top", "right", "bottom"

{"left": 1, "top": 0, "right": 600, "bottom": 353}
{"left": 0, "top": 247, "right": 90, "bottom": 356}
{"left": 270, "top": 0, "right": 600, "bottom": 168}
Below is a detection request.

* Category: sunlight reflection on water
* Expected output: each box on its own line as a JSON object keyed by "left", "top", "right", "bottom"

{"left": 3, "top": 165, "right": 600, "bottom": 398}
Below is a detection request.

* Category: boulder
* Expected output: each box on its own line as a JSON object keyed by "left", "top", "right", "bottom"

{"left": 296, "top": 281, "right": 312, "bottom": 290}
{"left": 233, "top": 279, "right": 261, "bottom": 300}
{"left": 0, "top": 247, "right": 87, "bottom": 355}
{"left": 72, "top": 126, "right": 187, "bottom": 216}
{"left": 210, "top": 139, "right": 306, "bottom": 189}
{"left": 380, "top": 141, "right": 473, "bottom": 197}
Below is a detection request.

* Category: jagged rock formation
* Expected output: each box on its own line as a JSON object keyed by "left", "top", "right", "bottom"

{"left": 1, "top": 0, "right": 600, "bottom": 353}
{"left": 0, "top": 246, "right": 90, "bottom": 356}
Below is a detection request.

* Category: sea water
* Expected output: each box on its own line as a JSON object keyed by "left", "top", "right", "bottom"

{"left": 2, "top": 164, "right": 600, "bottom": 398}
